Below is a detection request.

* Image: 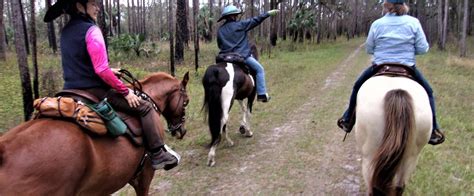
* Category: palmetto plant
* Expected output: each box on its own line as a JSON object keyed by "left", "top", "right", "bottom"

{"left": 109, "top": 33, "right": 147, "bottom": 57}
{"left": 288, "top": 5, "right": 315, "bottom": 42}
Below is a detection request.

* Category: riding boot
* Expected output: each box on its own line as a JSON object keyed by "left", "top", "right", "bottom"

{"left": 428, "top": 129, "right": 445, "bottom": 145}
{"left": 337, "top": 112, "right": 356, "bottom": 133}
{"left": 140, "top": 103, "right": 180, "bottom": 170}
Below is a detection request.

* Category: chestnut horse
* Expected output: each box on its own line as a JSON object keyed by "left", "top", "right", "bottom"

{"left": 355, "top": 76, "right": 431, "bottom": 195}
{"left": 0, "top": 72, "right": 189, "bottom": 195}
{"left": 202, "top": 47, "right": 259, "bottom": 167}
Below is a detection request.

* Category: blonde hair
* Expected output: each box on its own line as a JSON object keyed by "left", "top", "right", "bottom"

{"left": 383, "top": 1, "right": 409, "bottom": 16}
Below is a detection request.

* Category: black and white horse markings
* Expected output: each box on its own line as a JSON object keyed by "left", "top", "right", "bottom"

{"left": 202, "top": 62, "right": 256, "bottom": 167}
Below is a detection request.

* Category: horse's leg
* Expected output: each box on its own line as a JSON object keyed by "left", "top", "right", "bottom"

{"left": 129, "top": 160, "right": 155, "bottom": 196}
{"left": 238, "top": 100, "right": 253, "bottom": 137}
{"left": 207, "top": 134, "right": 221, "bottom": 167}
{"left": 208, "top": 88, "right": 233, "bottom": 166}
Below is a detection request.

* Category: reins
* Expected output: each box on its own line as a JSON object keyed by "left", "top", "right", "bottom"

{"left": 118, "top": 69, "right": 162, "bottom": 114}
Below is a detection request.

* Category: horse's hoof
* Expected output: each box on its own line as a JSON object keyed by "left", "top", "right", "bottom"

{"left": 207, "top": 159, "right": 216, "bottom": 167}
{"left": 239, "top": 126, "right": 246, "bottom": 134}
{"left": 244, "top": 131, "right": 253, "bottom": 137}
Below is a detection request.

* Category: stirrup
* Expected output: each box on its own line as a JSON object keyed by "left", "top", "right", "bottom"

{"left": 429, "top": 129, "right": 445, "bottom": 145}
{"left": 337, "top": 117, "right": 352, "bottom": 133}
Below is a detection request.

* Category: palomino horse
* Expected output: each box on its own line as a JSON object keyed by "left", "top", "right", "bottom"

{"left": 355, "top": 75, "right": 431, "bottom": 195}
{"left": 202, "top": 47, "right": 259, "bottom": 167}
{"left": 0, "top": 72, "right": 189, "bottom": 195}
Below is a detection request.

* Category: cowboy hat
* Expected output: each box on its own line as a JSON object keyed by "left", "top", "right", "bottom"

{"left": 44, "top": 0, "right": 87, "bottom": 22}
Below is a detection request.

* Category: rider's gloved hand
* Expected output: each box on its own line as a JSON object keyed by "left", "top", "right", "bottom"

{"left": 268, "top": 9, "right": 279, "bottom": 16}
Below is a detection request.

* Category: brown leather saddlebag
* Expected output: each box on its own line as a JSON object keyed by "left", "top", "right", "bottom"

{"left": 33, "top": 97, "right": 107, "bottom": 135}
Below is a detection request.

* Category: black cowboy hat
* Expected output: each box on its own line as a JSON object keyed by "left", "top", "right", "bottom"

{"left": 44, "top": 0, "right": 87, "bottom": 22}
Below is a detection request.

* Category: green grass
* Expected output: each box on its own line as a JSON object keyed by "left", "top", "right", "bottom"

{"left": 405, "top": 46, "right": 474, "bottom": 195}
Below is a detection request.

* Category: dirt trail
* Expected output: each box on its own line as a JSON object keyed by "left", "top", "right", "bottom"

{"left": 116, "top": 44, "right": 367, "bottom": 195}
{"left": 207, "top": 44, "right": 366, "bottom": 195}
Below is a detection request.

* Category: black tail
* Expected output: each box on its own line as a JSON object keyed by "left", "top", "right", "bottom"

{"left": 202, "top": 65, "right": 228, "bottom": 147}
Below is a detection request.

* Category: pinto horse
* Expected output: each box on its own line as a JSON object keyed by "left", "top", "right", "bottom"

{"left": 202, "top": 47, "right": 259, "bottom": 167}
{"left": 0, "top": 72, "right": 189, "bottom": 195}
{"left": 355, "top": 75, "right": 431, "bottom": 195}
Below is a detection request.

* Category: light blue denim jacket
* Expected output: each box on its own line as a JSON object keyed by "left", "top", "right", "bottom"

{"left": 366, "top": 13, "right": 429, "bottom": 66}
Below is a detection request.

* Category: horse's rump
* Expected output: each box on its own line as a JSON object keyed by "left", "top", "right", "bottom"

{"left": 371, "top": 89, "right": 413, "bottom": 192}
{"left": 355, "top": 76, "right": 432, "bottom": 194}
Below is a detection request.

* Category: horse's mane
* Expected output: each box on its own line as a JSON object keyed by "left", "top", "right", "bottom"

{"left": 139, "top": 72, "right": 176, "bottom": 84}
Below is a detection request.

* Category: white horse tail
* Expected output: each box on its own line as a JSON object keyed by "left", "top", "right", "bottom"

{"left": 371, "top": 89, "right": 415, "bottom": 195}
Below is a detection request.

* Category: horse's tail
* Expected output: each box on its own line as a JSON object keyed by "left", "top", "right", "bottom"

{"left": 202, "top": 65, "right": 224, "bottom": 147}
{"left": 371, "top": 89, "right": 414, "bottom": 194}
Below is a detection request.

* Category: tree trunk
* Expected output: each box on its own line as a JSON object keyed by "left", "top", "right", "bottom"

{"left": 0, "top": 0, "right": 6, "bottom": 61}
{"left": 442, "top": 0, "right": 449, "bottom": 47}
{"left": 11, "top": 0, "right": 33, "bottom": 120}
{"left": 19, "top": 2, "right": 29, "bottom": 55}
{"left": 127, "top": 0, "right": 131, "bottom": 33}
{"left": 193, "top": 0, "right": 199, "bottom": 72}
{"left": 116, "top": 0, "right": 121, "bottom": 34}
{"left": 97, "top": 0, "right": 108, "bottom": 46}
{"left": 208, "top": 0, "right": 214, "bottom": 41}
{"left": 175, "top": 0, "right": 185, "bottom": 63}
{"left": 269, "top": 0, "right": 277, "bottom": 46}
{"left": 45, "top": 0, "right": 57, "bottom": 53}
{"left": 460, "top": 0, "right": 468, "bottom": 57}
{"left": 30, "top": 0, "right": 39, "bottom": 99}
{"left": 437, "top": 0, "right": 444, "bottom": 49}
{"left": 169, "top": 0, "right": 175, "bottom": 76}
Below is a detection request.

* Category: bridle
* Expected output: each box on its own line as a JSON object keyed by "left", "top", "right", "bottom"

{"left": 165, "top": 85, "right": 187, "bottom": 135}
{"left": 118, "top": 69, "right": 187, "bottom": 134}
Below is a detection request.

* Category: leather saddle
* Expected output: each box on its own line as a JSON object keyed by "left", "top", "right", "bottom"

{"left": 215, "top": 53, "right": 253, "bottom": 74}
{"left": 374, "top": 63, "right": 415, "bottom": 79}
{"left": 56, "top": 89, "right": 144, "bottom": 146}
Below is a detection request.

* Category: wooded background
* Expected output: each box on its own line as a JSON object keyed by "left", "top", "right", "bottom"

{"left": 0, "top": 0, "right": 472, "bottom": 119}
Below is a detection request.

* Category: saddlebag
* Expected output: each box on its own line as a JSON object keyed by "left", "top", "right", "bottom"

{"left": 33, "top": 97, "right": 107, "bottom": 135}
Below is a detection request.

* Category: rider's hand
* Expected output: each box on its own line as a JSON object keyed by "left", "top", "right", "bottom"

{"left": 125, "top": 89, "right": 141, "bottom": 108}
{"left": 268, "top": 9, "right": 279, "bottom": 16}
{"left": 111, "top": 68, "right": 122, "bottom": 77}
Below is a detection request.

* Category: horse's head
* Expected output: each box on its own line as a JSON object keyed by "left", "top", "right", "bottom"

{"left": 163, "top": 72, "right": 189, "bottom": 139}
{"left": 141, "top": 71, "right": 190, "bottom": 140}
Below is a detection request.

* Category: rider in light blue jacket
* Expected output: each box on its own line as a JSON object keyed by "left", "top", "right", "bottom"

{"left": 337, "top": 0, "right": 445, "bottom": 145}
{"left": 217, "top": 5, "right": 279, "bottom": 102}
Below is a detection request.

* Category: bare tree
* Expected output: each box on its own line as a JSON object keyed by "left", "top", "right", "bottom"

{"left": 193, "top": 0, "right": 199, "bottom": 71}
{"left": 19, "top": 2, "right": 29, "bottom": 55}
{"left": 127, "top": 0, "right": 131, "bottom": 33}
{"left": 45, "top": 0, "right": 57, "bottom": 53}
{"left": 11, "top": 0, "right": 33, "bottom": 120}
{"left": 30, "top": 0, "right": 39, "bottom": 99}
{"left": 0, "top": 0, "right": 6, "bottom": 61}
{"left": 169, "top": 0, "right": 175, "bottom": 76}
{"left": 208, "top": 0, "right": 214, "bottom": 41}
{"left": 460, "top": 0, "right": 468, "bottom": 57}
{"left": 116, "top": 0, "right": 121, "bottom": 34}
{"left": 175, "top": 0, "right": 186, "bottom": 63}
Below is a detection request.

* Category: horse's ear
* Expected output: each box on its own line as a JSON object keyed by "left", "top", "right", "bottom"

{"left": 182, "top": 71, "right": 189, "bottom": 88}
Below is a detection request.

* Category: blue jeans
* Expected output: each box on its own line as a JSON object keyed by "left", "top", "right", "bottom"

{"left": 342, "top": 65, "right": 439, "bottom": 131}
{"left": 245, "top": 56, "right": 267, "bottom": 95}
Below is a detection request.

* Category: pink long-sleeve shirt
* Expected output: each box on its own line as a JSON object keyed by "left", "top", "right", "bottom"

{"left": 85, "top": 26, "right": 129, "bottom": 96}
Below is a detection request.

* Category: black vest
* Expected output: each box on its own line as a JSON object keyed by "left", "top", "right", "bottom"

{"left": 60, "top": 16, "right": 108, "bottom": 90}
